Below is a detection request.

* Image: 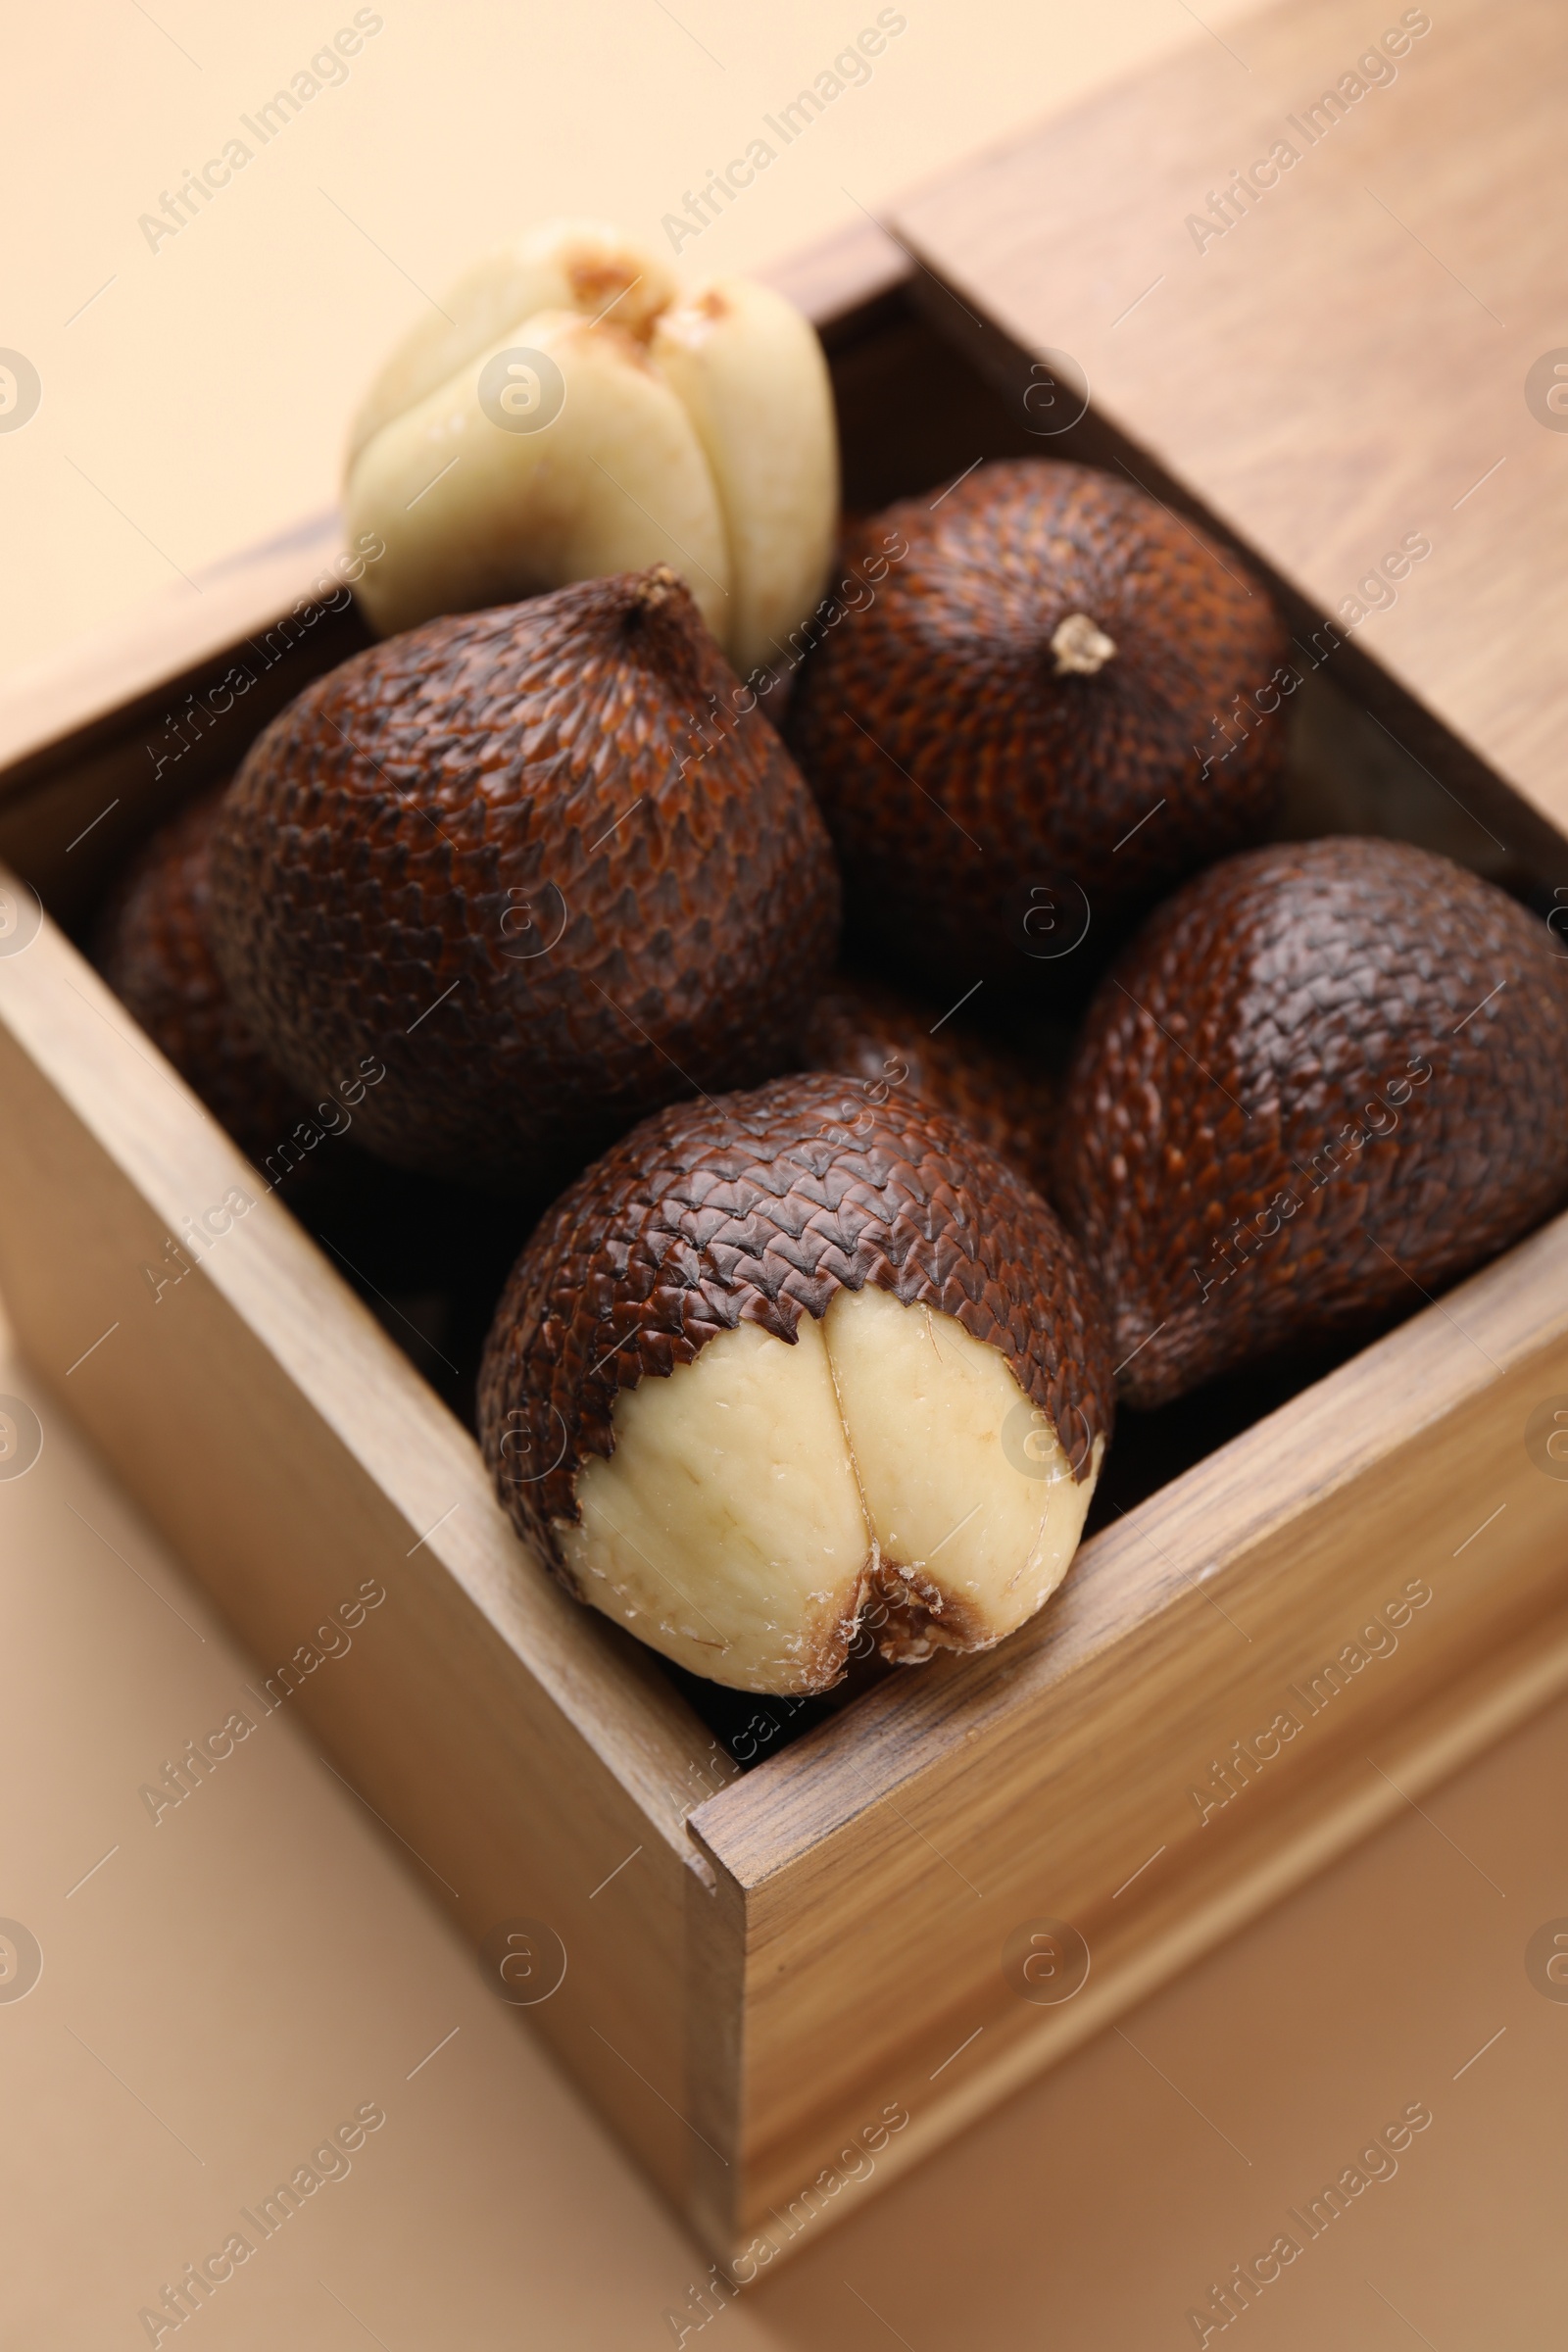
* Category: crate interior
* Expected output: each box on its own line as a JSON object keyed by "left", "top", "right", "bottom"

{"left": 12, "top": 278, "right": 1558, "bottom": 1769}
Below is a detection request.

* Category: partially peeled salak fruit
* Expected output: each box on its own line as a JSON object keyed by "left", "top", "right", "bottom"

{"left": 344, "top": 218, "right": 837, "bottom": 675}
{"left": 477, "top": 1073, "right": 1112, "bottom": 1694}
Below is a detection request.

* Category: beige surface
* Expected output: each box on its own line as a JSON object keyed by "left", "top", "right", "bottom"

{"left": 4, "top": 1289, "right": 1567, "bottom": 2347}
{"left": 4, "top": 0, "right": 1252, "bottom": 679}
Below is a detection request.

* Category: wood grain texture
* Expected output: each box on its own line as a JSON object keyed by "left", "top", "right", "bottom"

{"left": 892, "top": 0, "right": 1568, "bottom": 860}
{"left": 710, "top": 1593, "right": 1568, "bottom": 2259}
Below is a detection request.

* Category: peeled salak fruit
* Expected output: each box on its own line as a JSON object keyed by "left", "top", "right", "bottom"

{"left": 1055, "top": 837, "right": 1568, "bottom": 1407}
{"left": 93, "top": 785, "right": 309, "bottom": 1168}
{"left": 801, "top": 972, "right": 1056, "bottom": 1200}
{"left": 787, "top": 458, "right": 1288, "bottom": 986}
{"left": 477, "top": 1073, "right": 1112, "bottom": 1694}
{"left": 344, "top": 218, "right": 837, "bottom": 676}
{"left": 209, "top": 568, "right": 841, "bottom": 1194}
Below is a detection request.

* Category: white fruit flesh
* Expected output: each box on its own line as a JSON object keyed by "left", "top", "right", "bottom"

{"left": 346, "top": 311, "right": 730, "bottom": 642}
{"left": 556, "top": 1314, "right": 868, "bottom": 1689}
{"left": 822, "top": 1285, "right": 1094, "bottom": 1662}
{"left": 347, "top": 220, "right": 676, "bottom": 467}
{"left": 650, "top": 280, "right": 836, "bottom": 676}
{"left": 554, "top": 1287, "right": 1101, "bottom": 1694}
{"left": 343, "top": 215, "right": 838, "bottom": 666}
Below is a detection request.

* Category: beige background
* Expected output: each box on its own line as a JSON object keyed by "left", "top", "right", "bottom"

{"left": 6, "top": 2, "right": 1568, "bottom": 2345}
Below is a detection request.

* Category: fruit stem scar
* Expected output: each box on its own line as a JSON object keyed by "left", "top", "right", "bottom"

{"left": 1051, "top": 612, "right": 1117, "bottom": 675}
{"left": 925, "top": 1501, "right": 983, "bottom": 1562}
{"left": 583, "top": 270, "right": 645, "bottom": 329}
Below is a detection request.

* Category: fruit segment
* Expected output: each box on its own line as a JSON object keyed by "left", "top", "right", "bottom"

{"left": 347, "top": 219, "right": 677, "bottom": 467}
{"left": 346, "top": 311, "right": 730, "bottom": 643}
{"left": 478, "top": 1072, "right": 1112, "bottom": 1693}
{"left": 343, "top": 216, "right": 836, "bottom": 670}
{"left": 650, "top": 278, "right": 837, "bottom": 677}
{"left": 557, "top": 1316, "right": 871, "bottom": 1690}
{"left": 821, "top": 1286, "right": 1100, "bottom": 1663}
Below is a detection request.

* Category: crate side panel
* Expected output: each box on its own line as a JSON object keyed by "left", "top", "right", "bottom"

{"left": 0, "top": 912, "right": 724, "bottom": 2197}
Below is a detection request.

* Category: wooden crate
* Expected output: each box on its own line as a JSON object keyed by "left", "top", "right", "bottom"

{"left": 3, "top": 0, "right": 1568, "bottom": 2272}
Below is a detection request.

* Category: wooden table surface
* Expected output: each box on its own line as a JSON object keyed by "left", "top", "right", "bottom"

{"left": 5, "top": 2, "right": 1567, "bottom": 2343}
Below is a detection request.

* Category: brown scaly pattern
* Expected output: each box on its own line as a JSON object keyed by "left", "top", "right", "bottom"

{"left": 801, "top": 973, "right": 1056, "bottom": 1201}
{"left": 93, "top": 783, "right": 309, "bottom": 1165}
{"left": 786, "top": 458, "right": 1288, "bottom": 986}
{"left": 209, "top": 568, "right": 841, "bottom": 1193}
{"left": 1055, "top": 837, "right": 1568, "bottom": 1408}
{"left": 477, "top": 1071, "right": 1112, "bottom": 1585}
